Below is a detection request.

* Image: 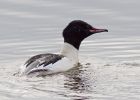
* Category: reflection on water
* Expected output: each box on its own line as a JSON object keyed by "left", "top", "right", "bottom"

{"left": 0, "top": 0, "right": 140, "bottom": 100}
{"left": 64, "top": 65, "right": 90, "bottom": 93}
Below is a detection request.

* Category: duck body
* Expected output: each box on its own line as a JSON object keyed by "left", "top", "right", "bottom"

{"left": 20, "top": 43, "right": 79, "bottom": 76}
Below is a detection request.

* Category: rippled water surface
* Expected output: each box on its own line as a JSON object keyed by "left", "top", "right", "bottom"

{"left": 0, "top": 0, "right": 140, "bottom": 100}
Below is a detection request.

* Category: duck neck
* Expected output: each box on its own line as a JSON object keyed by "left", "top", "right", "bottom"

{"left": 61, "top": 42, "right": 79, "bottom": 64}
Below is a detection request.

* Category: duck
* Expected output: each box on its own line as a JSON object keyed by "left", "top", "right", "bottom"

{"left": 20, "top": 20, "right": 108, "bottom": 76}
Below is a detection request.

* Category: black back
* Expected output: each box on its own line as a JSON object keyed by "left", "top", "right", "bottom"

{"left": 25, "top": 53, "right": 63, "bottom": 68}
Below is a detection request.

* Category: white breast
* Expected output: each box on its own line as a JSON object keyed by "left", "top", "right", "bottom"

{"left": 47, "top": 57, "right": 77, "bottom": 72}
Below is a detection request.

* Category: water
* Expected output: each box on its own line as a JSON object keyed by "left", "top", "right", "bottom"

{"left": 0, "top": 0, "right": 140, "bottom": 100}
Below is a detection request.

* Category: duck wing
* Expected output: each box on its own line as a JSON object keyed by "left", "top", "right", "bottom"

{"left": 21, "top": 53, "right": 63, "bottom": 75}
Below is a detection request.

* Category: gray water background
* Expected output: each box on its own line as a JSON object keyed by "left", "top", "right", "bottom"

{"left": 0, "top": 0, "right": 140, "bottom": 100}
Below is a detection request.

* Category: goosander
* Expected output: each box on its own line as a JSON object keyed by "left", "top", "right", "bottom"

{"left": 20, "top": 20, "right": 108, "bottom": 76}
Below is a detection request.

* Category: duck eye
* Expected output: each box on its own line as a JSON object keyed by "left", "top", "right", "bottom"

{"left": 86, "top": 25, "right": 92, "bottom": 29}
